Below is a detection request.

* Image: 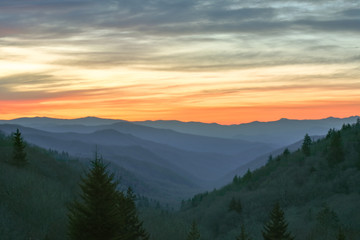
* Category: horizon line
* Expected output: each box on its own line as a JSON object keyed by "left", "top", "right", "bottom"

{"left": 1, "top": 114, "right": 359, "bottom": 126}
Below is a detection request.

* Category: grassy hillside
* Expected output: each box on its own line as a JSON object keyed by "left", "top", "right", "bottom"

{"left": 175, "top": 120, "right": 360, "bottom": 240}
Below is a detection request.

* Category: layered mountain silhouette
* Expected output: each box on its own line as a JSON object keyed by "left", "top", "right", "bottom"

{"left": 136, "top": 116, "right": 359, "bottom": 145}
{"left": 0, "top": 116, "right": 357, "bottom": 202}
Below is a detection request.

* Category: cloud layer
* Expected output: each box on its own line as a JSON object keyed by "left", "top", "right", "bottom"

{"left": 0, "top": 0, "right": 359, "bottom": 123}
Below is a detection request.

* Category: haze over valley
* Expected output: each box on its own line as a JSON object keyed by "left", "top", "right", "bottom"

{"left": 0, "top": 116, "right": 358, "bottom": 203}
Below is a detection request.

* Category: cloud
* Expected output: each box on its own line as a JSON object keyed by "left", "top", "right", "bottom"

{"left": 1, "top": 1, "right": 359, "bottom": 92}
{"left": 341, "top": 8, "right": 360, "bottom": 18}
{"left": 296, "top": 19, "right": 360, "bottom": 32}
{"left": 206, "top": 8, "right": 276, "bottom": 21}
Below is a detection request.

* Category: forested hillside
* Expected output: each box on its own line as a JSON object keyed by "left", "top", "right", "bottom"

{"left": 0, "top": 131, "right": 83, "bottom": 239}
{"left": 0, "top": 130, "right": 162, "bottom": 240}
{"left": 173, "top": 120, "right": 360, "bottom": 240}
{"left": 1, "top": 120, "right": 360, "bottom": 240}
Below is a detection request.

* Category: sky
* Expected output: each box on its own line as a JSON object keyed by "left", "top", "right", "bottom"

{"left": 0, "top": 0, "right": 359, "bottom": 124}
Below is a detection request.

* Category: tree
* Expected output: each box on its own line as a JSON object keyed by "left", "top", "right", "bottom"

{"left": 326, "top": 128, "right": 336, "bottom": 139}
{"left": 67, "top": 153, "right": 148, "bottom": 240}
{"left": 314, "top": 205, "right": 340, "bottom": 239}
{"left": 119, "top": 188, "right": 149, "bottom": 240}
{"left": 327, "top": 131, "right": 344, "bottom": 166}
{"left": 12, "top": 128, "right": 27, "bottom": 166}
{"left": 302, "top": 134, "right": 312, "bottom": 156}
{"left": 233, "top": 175, "right": 240, "bottom": 184}
{"left": 262, "top": 203, "right": 294, "bottom": 240}
{"left": 242, "top": 169, "right": 252, "bottom": 183}
{"left": 283, "top": 148, "right": 290, "bottom": 156}
{"left": 236, "top": 224, "right": 252, "bottom": 240}
{"left": 186, "top": 221, "right": 200, "bottom": 240}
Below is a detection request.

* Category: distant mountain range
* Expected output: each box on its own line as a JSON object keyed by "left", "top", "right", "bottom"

{"left": 0, "top": 122, "right": 274, "bottom": 203}
{"left": 0, "top": 116, "right": 358, "bottom": 202}
{"left": 135, "top": 116, "right": 359, "bottom": 145}
{"left": 3, "top": 116, "right": 358, "bottom": 145}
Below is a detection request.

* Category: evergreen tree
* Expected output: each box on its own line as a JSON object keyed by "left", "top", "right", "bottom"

{"left": 302, "top": 134, "right": 312, "bottom": 156}
{"left": 186, "top": 221, "right": 200, "bottom": 240}
{"left": 236, "top": 224, "right": 252, "bottom": 240}
{"left": 233, "top": 175, "right": 240, "bottom": 184}
{"left": 283, "top": 148, "right": 290, "bottom": 156}
{"left": 67, "top": 153, "right": 148, "bottom": 240}
{"left": 326, "top": 128, "right": 336, "bottom": 139}
{"left": 327, "top": 131, "right": 344, "bottom": 166}
{"left": 12, "top": 128, "right": 27, "bottom": 166}
{"left": 68, "top": 154, "right": 120, "bottom": 240}
{"left": 242, "top": 169, "right": 252, "bottom": 183}
{"left": 119, "top": 187, "right": 149, "bottom": 240}
{"left": 262, "top": 203, "right": 294, "bottom": 240}
{"left": 314, "top": 205, "right": 340, "bottom": 239}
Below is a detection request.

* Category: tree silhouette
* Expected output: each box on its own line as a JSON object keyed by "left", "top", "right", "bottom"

{"left": 12, "top": 128, "right": 27, "bottom": 166}
{"left": 67, "top": 153, "right": 148, "bottom": 240}
{"left": 283, "top": 148, "right": 290, "bottom": 156}
{"left": 119, "top": 187, "right": 149, "bottom": 240}
{"left": 327, "top": 131, "right": 344, "bottom": 166}
{"left": 242, "top": 169, "right": 252, "bottom": 183}
{"left": 186, "top": 221, "right": 200, "bottom": 240}
{"left": 301, "top": 134, "right": 312, "bottom": 156}
{"left": 262, "top": 203, "right": 294, "bottom": 240}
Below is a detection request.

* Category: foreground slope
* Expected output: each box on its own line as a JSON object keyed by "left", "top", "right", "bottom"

{"left": 0, "top": 132, "right": 82, "bottom": 240}
{"left": 170, "top": 120, "right": 360, "bottom": 240}
{"left": 0, "top": 131, "right": 155, "bottom": 240}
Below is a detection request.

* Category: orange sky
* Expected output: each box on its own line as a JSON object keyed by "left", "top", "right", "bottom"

{"left": 0, "top": 1, "right": 359, "bottom": 124}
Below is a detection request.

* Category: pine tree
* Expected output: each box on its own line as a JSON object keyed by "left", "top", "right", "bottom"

{"left": 301, "top": 134, "right": 312, "bottom": 156}
{"left": 327, "top": 131, "right": 344, "bottom": 166}
{"left": 233, "top": 175, "right": 240, "bottom": 184}
{"left": 262, "top": 203, "right": 294, "bottom": 240}
{"left": 242, "top": 169, "right": 252, "bottom": 183}
{"left": 283, "top": 148, "right": 290, "bottom": 156}
{"left": 186, "top": 221, "right": 200, "bottom": 240}
{"left": 68, "top": 154, "right": 120, "bottom": 240}
{"left": 67, "top": 153, "right": 149, "bottom": 240}
{"left": 236, "top": 224, "right": 252, "bottom": 240}
{"left": 118, "top": 187, "right": 149, "bottom": 240}
{"left": 12, "top": 128, "right": 27, "bottom": 166}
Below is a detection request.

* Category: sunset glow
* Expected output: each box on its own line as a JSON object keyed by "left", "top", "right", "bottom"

{"left": 1, "top": 1, "right": 359, "bottom": 124}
